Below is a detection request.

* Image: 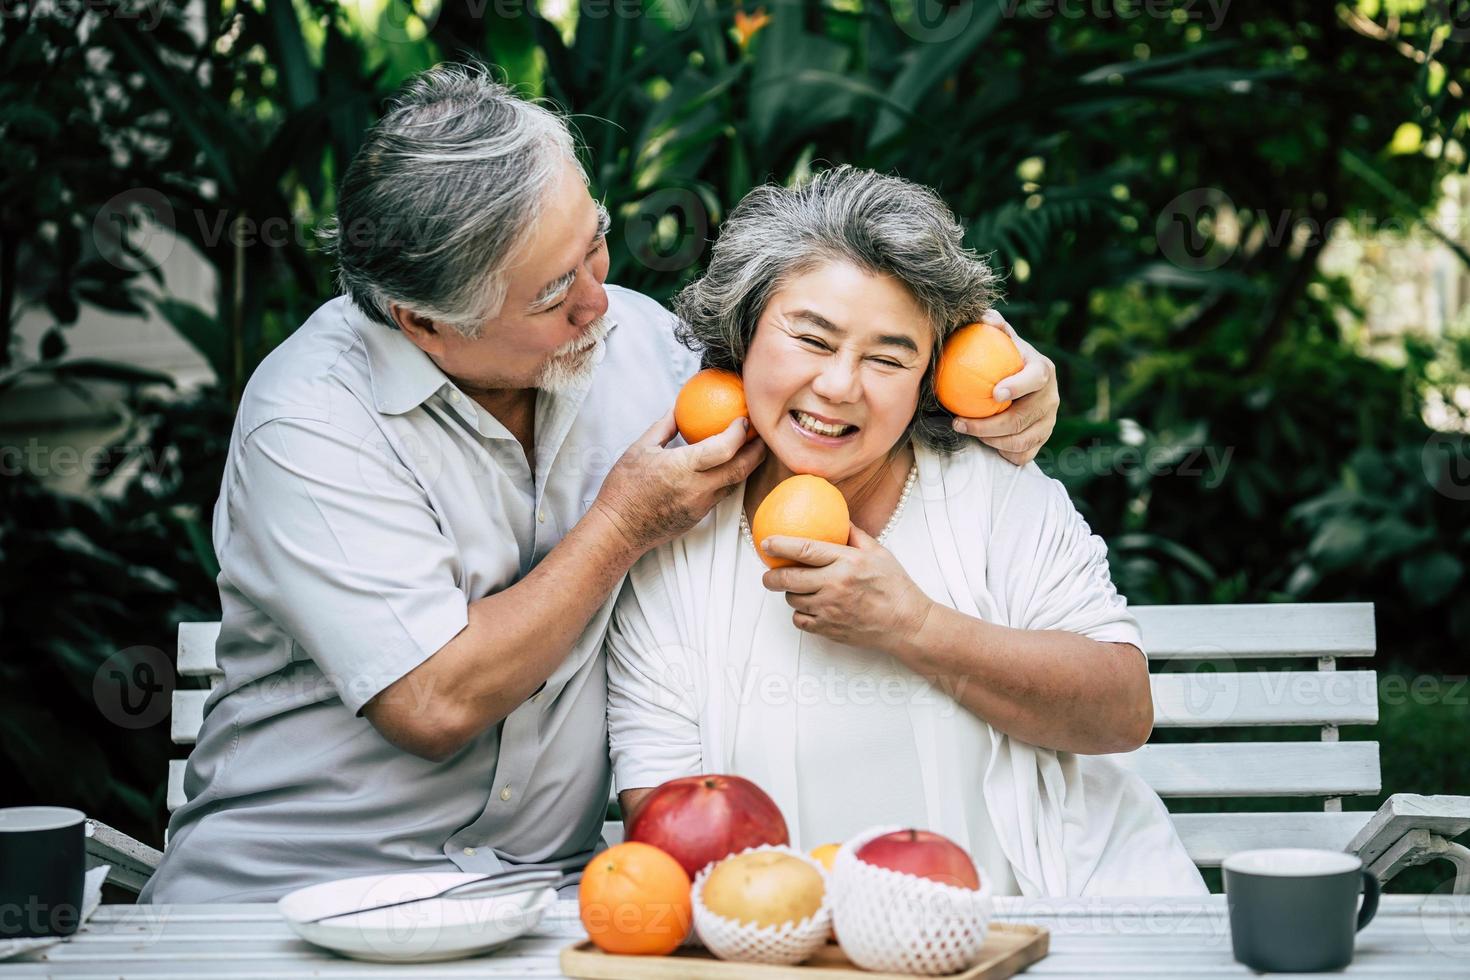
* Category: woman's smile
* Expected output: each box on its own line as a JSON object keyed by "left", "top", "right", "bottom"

{"left": 788, "top": 409, "right": 861, "bottom": 444}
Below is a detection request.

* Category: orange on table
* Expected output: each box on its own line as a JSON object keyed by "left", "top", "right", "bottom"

{"left": 578, "top": 841, "right": 693, "bottom": 956}
{"left": 750, "top": 475, "right": 850, "bottom": 569}
{"left": 675, "top": 368, "right": 748, "bottom": 444}
{"left": 934, "top": 320, "right": 1026, "bottom": 419}
{"left": 809, "top": 843, "right": 841, "bottom": 870}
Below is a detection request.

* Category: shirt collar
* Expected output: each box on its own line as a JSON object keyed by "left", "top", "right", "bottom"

{"left": 348, "top": 302, "right": 453, "bottom": 416}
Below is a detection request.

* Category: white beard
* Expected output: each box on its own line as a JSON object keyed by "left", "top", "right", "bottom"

{"left": 534, "top": 314, "right": 611, "bottom": 393}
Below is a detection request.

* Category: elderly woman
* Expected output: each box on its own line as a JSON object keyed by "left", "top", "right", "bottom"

{"left": 607, "top": 167, "right": 1206, "bottom": 897}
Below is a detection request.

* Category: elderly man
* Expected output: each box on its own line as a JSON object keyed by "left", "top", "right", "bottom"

{"left": 140, "top": 64, "right": 1060, "bottom": 903}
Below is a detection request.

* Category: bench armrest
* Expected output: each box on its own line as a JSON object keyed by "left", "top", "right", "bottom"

{"left": 85, "top": 819, "right": 162, "bottom": 894}
{"left": 1347, "top": 794, "right": 1470, "bottom": 892}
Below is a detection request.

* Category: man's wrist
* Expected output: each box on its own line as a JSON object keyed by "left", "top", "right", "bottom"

{"left": 580, "top": 500, "right": 646, "bottom": 570}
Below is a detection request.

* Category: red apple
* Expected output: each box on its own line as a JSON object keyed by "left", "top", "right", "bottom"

{"left": 855, "top": 829, "right": 981, "bottom": 890}
{"left": 627, "top": 775, "right": 789, "bottom": 878}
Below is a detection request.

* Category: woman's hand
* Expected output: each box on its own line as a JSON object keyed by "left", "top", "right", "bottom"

{"left": 950, "top": 310, "right": 1059, "bottom": 466}
{"left": 759, "top": 525, "right": 935, "bottom": 652}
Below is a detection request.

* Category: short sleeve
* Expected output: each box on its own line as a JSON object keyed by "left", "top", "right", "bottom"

{"left": 605, "top": 557, "right": 703, "bottom": 792}
{"left": 986, "top": 464, "right": 1144, "bottom": 652}
{"left": 219, "top": 417, "right": 470, "bottom": 714}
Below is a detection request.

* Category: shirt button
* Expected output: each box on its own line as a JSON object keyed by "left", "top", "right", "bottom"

{"left": 462, "top": 846, "right": 477, "bottom": 857}
{"left": 448, "top": 390, "right": 460, "bottom": 402}
{"left": 537, "top": 509, "right": 546, "bottom": 523}
{"left": 500, "top": 785, "right": 513, "bottom": 802}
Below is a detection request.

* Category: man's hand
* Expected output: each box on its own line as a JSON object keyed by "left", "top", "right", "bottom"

{"left": 757, "top": 524, "right": 934, "bottom": 653}
{"left": 951, "top": 310, "right": 1059, "bottom": 466}
{"left": 593, "top": 409, "right": 766, "bottom": 555}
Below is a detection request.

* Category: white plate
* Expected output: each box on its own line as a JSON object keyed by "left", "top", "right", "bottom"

{"left": 277, "top": 871, "right": 557, "bottom": 964}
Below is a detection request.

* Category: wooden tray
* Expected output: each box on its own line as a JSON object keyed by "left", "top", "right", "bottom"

{"left": 560, "top": 922, "right": 1049, "bottom": 979}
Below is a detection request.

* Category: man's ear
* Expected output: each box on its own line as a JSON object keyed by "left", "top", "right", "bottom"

{"left": 390, "top": 304, "right": 445, "bottom": 356}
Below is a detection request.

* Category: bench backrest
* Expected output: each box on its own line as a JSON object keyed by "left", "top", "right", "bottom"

{"left": 170, "top": 602, "right": 1379, "bottom": 867}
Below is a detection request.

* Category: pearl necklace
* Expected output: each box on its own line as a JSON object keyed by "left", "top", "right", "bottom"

{"left": 739, "top": 461, "right": 919, "bottom": 553}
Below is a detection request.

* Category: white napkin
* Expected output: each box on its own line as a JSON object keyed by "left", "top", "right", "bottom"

{"left": 0, "top": 865, "right": 109, "bottom": 961}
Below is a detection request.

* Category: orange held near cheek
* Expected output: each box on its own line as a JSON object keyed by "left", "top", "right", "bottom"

{"left": 934, "top": 322, "right": 1025, "bottom": 419}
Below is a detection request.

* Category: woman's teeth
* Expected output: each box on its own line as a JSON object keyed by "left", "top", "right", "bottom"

{"left": 793, "top": 411, "right": 855, "bottom": 437}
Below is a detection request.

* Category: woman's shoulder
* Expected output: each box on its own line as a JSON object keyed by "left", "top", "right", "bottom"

{"left": 920, "top": 439, "right": 1077, "bottom": 530}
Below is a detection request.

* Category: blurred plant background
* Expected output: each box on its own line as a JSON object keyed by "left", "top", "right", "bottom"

{"left": 2, "top": 0, "right": 1468, "bottom": 893}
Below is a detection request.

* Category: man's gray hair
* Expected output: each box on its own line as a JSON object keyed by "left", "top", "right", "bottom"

{"left": 320, "top": 63, "right": 581, "bottom": 337}
{"left": 672, "top": 166, "right": 1002, "bottom": 455}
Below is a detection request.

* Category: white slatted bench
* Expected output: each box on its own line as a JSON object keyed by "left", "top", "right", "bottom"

{"left": 86, "top": 602, "right": 1470, "bottom": 895}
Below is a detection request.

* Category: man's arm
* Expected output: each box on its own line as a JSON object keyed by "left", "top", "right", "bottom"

{"left": 618, "top": 788, "right": 655, "bottom": 829}
{"left": 364, "top": 412, "right": 764, "bottom": 761}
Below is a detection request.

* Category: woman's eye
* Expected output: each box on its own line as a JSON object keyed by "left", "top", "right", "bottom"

{"left": 799, "top": 336, "right": 829, "bottom": 350}
{"left": 871, "top": 358, "right": 904, "bottom": 368}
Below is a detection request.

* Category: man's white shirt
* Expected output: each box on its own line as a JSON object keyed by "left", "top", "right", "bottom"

{"left": 140, "top": 285, "right": 698, "bottom": 903}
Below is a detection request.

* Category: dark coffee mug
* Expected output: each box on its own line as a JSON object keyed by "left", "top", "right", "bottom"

{"left": 0, "top": 807, "right": 86, "bottom": 940}
{"left": 1224, "top": 848, "right": 1380, "bottom": 973}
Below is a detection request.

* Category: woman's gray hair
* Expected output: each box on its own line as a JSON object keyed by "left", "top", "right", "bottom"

{"left": 672, "top": 166, "right": 1002, "bottom": 455}
{"left": 320, "top": 62, "right": 581, "bottom": 337}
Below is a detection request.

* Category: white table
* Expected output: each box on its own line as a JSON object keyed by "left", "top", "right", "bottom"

{"left": 4, "top": 896, "right": 1467, "bottom": 978}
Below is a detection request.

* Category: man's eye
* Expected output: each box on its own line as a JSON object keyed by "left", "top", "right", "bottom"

{"left": 800, "top": 336, "right": 829, "bottom": 350}
{"left": 541, "top": 298, "right": 568, "bottom": 314}
{"left": 871, "top": 358, "right": 904, "bottom": 368}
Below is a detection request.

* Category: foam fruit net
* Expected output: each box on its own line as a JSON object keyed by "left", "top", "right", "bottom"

{"left": 691, "top": 844, "right": 833, "bottom": 965}
{"left": 829, "top": 824, "right": 994, "bottom": 975}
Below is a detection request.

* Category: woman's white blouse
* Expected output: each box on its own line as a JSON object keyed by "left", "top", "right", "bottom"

{"left": 607, "top": 441, "right": 1207, "bottom": 897}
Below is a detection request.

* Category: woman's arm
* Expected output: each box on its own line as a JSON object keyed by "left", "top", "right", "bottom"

{"left": 893, "top": 611, "right": 1152, "bottom": 755}
{"left": 760, "top": 460, "right": 1152, "bottom": 756}
{"left": 606, "top": 564, "right": 706, "bottom": 824}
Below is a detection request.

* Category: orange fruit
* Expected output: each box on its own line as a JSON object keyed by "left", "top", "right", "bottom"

{"left": 749, "top": 475, "right": 850, "bottom": 569}
{"left": 809, "top": 843, "right": 841, "bottom": 870}
{"left": 578, "top": 841, "right": 693, "bottom": 956}
{"left": 675, "top": 368, "right": 748, "bottom": 444}
{"left": 934, "top": 321, "right": 1026, "bottom": 419}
